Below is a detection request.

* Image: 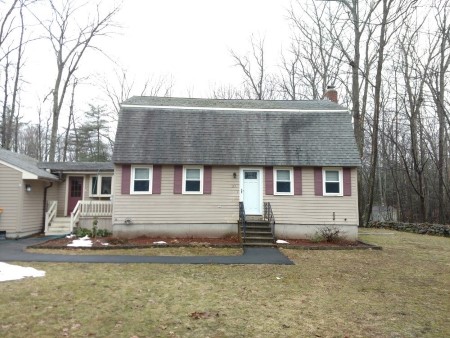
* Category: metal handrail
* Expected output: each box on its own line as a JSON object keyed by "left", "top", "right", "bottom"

{"left": 239, "top": 202, "right": 247, "bottom": 242}
{"left": 264, "top": 202, "right": 276, "bottom": 238}
{"left": 44, "top": 200, "right": 57, "bottom": 233}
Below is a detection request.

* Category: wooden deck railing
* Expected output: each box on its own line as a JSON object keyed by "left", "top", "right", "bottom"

{"left": 70, "top": 200, "right": 113, "bottom": 232}
{"left": 45, "top": 200, "right": 57, "bottom": 233}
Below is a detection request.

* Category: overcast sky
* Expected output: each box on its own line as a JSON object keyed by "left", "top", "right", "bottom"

{"left": 21, "top": 0, "right": 293, "bottom": 123}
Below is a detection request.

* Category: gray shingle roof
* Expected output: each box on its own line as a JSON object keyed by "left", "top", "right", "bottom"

{"left": 114, "top": 97, "right": 361, "bottom": 167}
{"left": 0, "top": 149, "right": 58, "bottom": 180}
{"left": 38, "top": 162, "right": 114, "bottom": 172}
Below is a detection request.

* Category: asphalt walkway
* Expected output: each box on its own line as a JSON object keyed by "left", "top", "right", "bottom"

{"left": 0, "top": 237, "right": 294, "bottom": 265}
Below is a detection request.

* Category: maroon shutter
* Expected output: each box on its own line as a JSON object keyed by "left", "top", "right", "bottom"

{"left": 265, "top": 167, "right": 273, "bottom": 195}
{"left": 173, "top": 165, "right": 182, "bottom": 194}
{"left": 294, "top": 167, "right": 302, "bottom": 195}
{"left": 314, "top": 167, "right": 323, "bottom": 196}
{"left": 203, "top": 166, "right": 212, "bottom": 194}
{"left": 152, "top": 165, "right": 162, "bottom": 194}
{"left": 121, "top": 165, "right": 131, "bottom": 195}
{"left": 343, "top": 168, "right": 351, "bottom": 196}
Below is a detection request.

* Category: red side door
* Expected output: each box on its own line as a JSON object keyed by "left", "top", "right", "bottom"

{"left": 67, "top": 176, "right": 83, "bottom": 215}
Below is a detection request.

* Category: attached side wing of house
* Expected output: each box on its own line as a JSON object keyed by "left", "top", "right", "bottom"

{"left": 0, "top": 149, "right": 58, "bottom": 238}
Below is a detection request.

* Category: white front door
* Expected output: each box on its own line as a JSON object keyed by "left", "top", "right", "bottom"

{"left": 241, "top": 169, "right": 262, "bottom": 215}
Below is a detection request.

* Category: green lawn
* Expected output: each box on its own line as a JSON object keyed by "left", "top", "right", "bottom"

{"left": 1, "top": 229, "right": 449, "bottom": 337}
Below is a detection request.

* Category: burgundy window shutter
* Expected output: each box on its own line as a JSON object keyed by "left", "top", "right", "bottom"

{"left": 203, "top": 166, "right": 212, "bottom": 194}
{"left": 294, "top": 167, "right": 302, "bottom": 195}
{"left": 173, "top": 165, "right": 183, "bottom": 194}
{"left": 314, "top": 167, "right": 323, "bottom": 196}
{"left": 121, "top": 165, "right": 131, "bottom": 195}
{"left": 152, "top": 165, "right": 162, "bottom": 194}
{"left": 265, "top": 167, "right": 273, "bottom": 195}
{"left": 343, "top": 168, "right": 352, "bottom": 196}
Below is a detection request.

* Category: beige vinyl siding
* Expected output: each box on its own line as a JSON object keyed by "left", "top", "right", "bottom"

{"left": 57, "top": 180, "right": 67, "bottom": 216}
{"left": 46, "top": 182, "right": 59, "bottom": 201}
{"left": 113, "top": 165, "right": 239, "bottom": 224}
{"left": 0, "top": 163, "right": 21, "bottom": 234}
{"left": 265, "top": 167, "right": 358, "bottom": 225}
{"left": 21, "top": 180, "right": 46, "bottom": 234}
{"left": 46, "top": 181, "right": 64, "bottom": 216}
{"left": 113, "top": 165, "right": 358, "bottom": 227}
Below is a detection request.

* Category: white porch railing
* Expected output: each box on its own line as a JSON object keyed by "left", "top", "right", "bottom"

{"left": 45, "top": 200, "right": 58, "bottom": 233}
{"left": 70, "top": 200, "right": 113, "bottom": 232}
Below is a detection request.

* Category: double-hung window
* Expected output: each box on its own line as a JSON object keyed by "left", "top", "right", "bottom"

{"left": 323, "top": 168, "right": 343, "bottom": 196}
{"left": 91, "top": 175, "right": 112, "bottom": 196}
{"left": 131, "top": 166, "right": 152, "bottom": 194}
{"left": 274, "top": 168, "right": 293, "bottom": 195}
{"left": 183, "top": 166, "right": 203, "bottom": 194}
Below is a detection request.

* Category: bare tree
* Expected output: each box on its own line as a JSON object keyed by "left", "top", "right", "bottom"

{"left": 101, "top": 67, "right": 174, "bottom": 121}
{"left": 31, "top": 0, "right": 120, "bottom": 161}
{"left": 426, "top": 0, "right": 450, "bottom": 223}
{"left": 286, "top": 1, "right": 346, "bottom": 100}
{"left": 230, "top": 35, "right": 278, "bottom": 100}
{"left": 1, "top": 0, "right": 26, "bottom": 150}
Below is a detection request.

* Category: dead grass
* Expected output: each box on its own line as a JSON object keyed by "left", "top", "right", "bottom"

{"left": 1, "top": 229, "right": 449, "bottom": 337}
{"left": 26, "top": 246, "right": 243, "bottom": 256}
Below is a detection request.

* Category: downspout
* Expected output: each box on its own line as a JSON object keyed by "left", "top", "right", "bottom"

{"left": 42, "top": 181, "right": 53, "bottom": 233}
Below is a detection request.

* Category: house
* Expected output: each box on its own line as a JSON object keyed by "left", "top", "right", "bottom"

{"left": 0, "top": 149, "right": 58, "bottom": 238}
{"left": 112, "top": 94, "right": 361, "bottom": 240}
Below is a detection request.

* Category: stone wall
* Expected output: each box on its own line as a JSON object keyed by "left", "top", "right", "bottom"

{"left": 365, "top": 221, "right": 450, "bottom": 237}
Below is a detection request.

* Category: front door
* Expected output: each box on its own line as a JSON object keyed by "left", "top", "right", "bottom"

{"left": 67, "top": 176, "right": 83, "bottom": 215}
{"left": 241, "top": 169, "right": 262, "bottom": 215}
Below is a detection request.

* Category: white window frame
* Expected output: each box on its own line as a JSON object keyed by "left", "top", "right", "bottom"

{"left": 322, "top": 167, "right": 343, "bottom": 196}
{"left": 182, "top": 165, "right": 203, "bottom": 194}
{"left": 130, "top": 165, "right": 153, "bottom": 194}
{"left": 273, "top": 167, "right": 293, "bottom": 195}
{"left": 90, "top": 175, "right": 113, "bottom": 197}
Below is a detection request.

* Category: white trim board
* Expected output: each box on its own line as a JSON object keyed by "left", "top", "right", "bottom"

{"left": 121, "top": 104, "right": 349, "bottom": 113}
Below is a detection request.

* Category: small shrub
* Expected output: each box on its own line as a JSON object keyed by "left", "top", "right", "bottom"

{"left": 73, "top": 227, "right": 111, "bottom": 238}
{"left": 74, "top": 227, "right": 92, "bottom": 237}
{"left": 96, "top": 229, "right": 112, "bottom": 237}
{"left": 313, "top": 225, "right": 342, "bottom": 243}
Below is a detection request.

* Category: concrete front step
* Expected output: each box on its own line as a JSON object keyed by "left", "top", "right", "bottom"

{"left": 46, "top": 217, "right": 71, "bottom": 235}
{"left": 46, "top": 229, "right": 70, "bottom": 235}
{"left": 243, "top": 242, "right": 276, "bottom": 247}
{"left": 243, "top": 231, "right": 273, "bottom": 236}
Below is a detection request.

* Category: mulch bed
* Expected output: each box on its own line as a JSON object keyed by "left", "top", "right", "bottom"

{"left": 30, "top": 235, "right": 381, "bottom": 250}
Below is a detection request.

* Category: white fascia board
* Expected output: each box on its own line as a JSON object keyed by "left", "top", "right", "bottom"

{"left": 0, "top": 159, "right": 39, "bottom": 180}
{"left": 120, "top": 104, "right": 349, "bottom": 113}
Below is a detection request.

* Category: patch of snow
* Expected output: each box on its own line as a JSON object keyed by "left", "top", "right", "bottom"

{"left": 276, "top": 239, "right": 289, "bottom": 244}
{"left": 153, "top": 241, "right": 167, "bottom": 245}
{"left": 101, "top": 243, "right": 109, "bottom": 246}
{"left": 276, "top": 276, "right": 282, "bottom": 280}
{"left": 67, "top": 237, "right": 93, "bottom": 247}
{"left": 65, "top": 234, "right": 75, "bottom": 239}
{"left": 0, "top": 262, "right": 45, "bottom": 282}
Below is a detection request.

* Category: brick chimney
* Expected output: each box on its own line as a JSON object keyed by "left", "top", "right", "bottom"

{"left": 323, "top": 85, "right": 338, "bottom": 103}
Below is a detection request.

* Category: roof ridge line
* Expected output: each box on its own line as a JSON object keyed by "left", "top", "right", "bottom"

{"left": 120, "top": 104, "right": 348, "bottom": 113}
